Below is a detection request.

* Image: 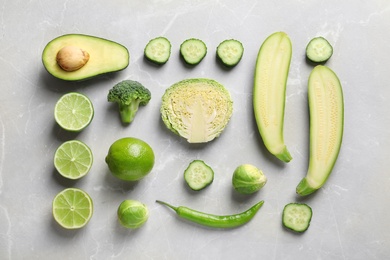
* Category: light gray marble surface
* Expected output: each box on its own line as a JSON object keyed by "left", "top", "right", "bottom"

{"left": 1, "top": 0, "right": 389, "bottom": 259}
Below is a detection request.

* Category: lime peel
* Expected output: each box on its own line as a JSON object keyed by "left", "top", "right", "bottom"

{"left": 105, "top": 137, "right": 155, "bottom": 181}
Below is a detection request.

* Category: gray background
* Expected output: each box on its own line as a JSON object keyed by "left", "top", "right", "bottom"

{"left": 0, "top": 0, "right": 389, "bottom": 259}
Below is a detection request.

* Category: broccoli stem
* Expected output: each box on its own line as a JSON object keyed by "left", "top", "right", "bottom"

{"left": 118, "top": 100, "right": 141, "bottom": 123}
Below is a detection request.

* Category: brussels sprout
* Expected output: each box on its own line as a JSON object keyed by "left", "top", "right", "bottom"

{"left": 232, "top": 164, "right": 267, "bottom": 194}
{"left": 117, "top": 200, "right": 149, "bottom": 229}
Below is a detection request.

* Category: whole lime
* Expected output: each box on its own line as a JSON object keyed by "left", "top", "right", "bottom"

{"left": 105, "top": 137, "right": 155, "bottom": 181}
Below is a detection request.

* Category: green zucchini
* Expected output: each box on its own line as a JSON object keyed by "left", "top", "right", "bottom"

{"left": 253, "top": 32, "right": 293, "bottom": 163}
{"left": 296, "top": 65, "right": 344, "bottom": 196}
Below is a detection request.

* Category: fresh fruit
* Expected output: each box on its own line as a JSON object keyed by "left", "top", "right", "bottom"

{"left": 54, "top": 140, "right": 93, "bottom": 180}
{"left": 117, "top": 200, "right": 149, "bottom": 229}
{"left": 282, "top": 203, "right": 313, "bottom": 233}
{"left": 296, "top": 65, "right": 344, "bottom": 196}
{"left": 52, "top": 188, "right": 93, "bottom": 229}
{"left": 54, "top": 92, "right": 94, "bottom": 132}
{"left": 253, "top": 31, "right": 293, "bottom": 162}
{"left": 42, "top": 34, "right": 129, "bottom": 81}
{"left": 105, "top": 137, "right": 155, "bottom": 181}
{"left": 160, "top": 78, "right": 233, "bottom": 143}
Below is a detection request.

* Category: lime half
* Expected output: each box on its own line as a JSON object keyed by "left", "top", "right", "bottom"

{"left": 54, "top": 140, "right": 93, "bottom": 180}
{"left": 54, "top": 92, "right": 94, "bottom": 132}
{"left": 52, "top": 188, "right": 93, "bottom": 229}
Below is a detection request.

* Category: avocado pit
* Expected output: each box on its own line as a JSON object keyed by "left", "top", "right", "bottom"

{"left": 56, "top": 46, "right": 90, "bottom": 72}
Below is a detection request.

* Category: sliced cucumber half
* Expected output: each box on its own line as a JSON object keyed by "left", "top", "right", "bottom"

{"left": 296, "top": 65, "right": 344, "bottom": 196}
{"left": 253, "top": 31, "right": 293, "bottom": 163}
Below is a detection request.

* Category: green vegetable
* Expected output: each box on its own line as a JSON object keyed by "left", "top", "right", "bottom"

{"left": 144, "top": 37, "right": 172, "bottom": 65}
{"left": 107, "top": 80, "right": 151, "bottom": 124}
{"left": 180, "top": 38, "right": 207, "bottom": 65}
{"left": 282, "top": 203, "right": 312, "bottom": 233}
{"left": 156, "top": 200, "right": 264, "bottom": 228}
{"left": 117, "top": 200, "right": 149, "bottom": 229}
{"left": 42, "top": 34, "right": 129, "bottom": 81}
{"left": 232, "top": 164, "right": 267, "bottom": 194}
{"left": 216, "top": 39, "right": 244, "bottom": 67}
{"left": 306, "top": 36, "right": 333, "bottom": 63}
{"left": 160, "top": 78, "right": 233, "bottom": 143}
{"left": 184, "top": 160, "right": 214, "bottom": 191}
{"left": 253, "top": 31, "right": 293, "bottom": 163}
{"left": 296, "top": 65, "right": 344, "bottom": 196}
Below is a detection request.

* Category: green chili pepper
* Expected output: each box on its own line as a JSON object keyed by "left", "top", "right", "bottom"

{"left": 156, "top": 200, "right": 264, "bottom": 228}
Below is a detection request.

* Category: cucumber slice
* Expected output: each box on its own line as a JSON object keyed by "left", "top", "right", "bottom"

{"left": 306, "top": 37, "right": 333, "bottom": 63}
{"left": 144, "top": 37, "right": 171, "bottom": 65}
{"left": 282, "top": 203, "right": 313, "bottom": 233}
{"left": 253, "top": 32, "right": 293, "bottom": 163}
{"left": 296, "top": 65, "right": 344, "bottom": 196}
{"left": 216, "top": 39, "right": 244, "bottom": 67}
{"left": 180, "top": 38, "right": 207, "bottom": 65}
{"left": 184, "top": 160, "right": 214, "bottom": 191}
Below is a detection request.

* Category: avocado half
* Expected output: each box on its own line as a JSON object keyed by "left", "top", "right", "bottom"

{"left": 42, "top": 34, "right": 129, "bottom": 81}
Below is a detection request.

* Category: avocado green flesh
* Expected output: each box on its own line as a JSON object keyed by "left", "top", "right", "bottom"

{"left": 42, "top": 34, "right": 129, "bottom": 81}
{"left": 296, "top": 65, "right": 344, "bottom": 196}
{"left": 253, "top": 32, "right": 292, "bottom": 162}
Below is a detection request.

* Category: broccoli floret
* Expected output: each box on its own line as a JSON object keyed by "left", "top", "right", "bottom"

{"left": 107, "top": 80, "right": 151, "bottom": 123}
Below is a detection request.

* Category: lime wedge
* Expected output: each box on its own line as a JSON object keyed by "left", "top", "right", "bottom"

{"left": 54, "top": 140, "right": 93, "bottom": 180}
{"left": 54, "top": 92, "right": 94, "bottom": 132}
{"left": 52, "top": 188, "right": 93, "bottom": 229}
